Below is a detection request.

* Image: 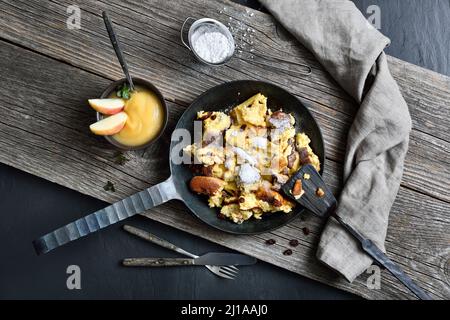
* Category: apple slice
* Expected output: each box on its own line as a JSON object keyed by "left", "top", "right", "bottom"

{"left": 90, "top": 112, "right": 128, "bottom": 136}
{"left": 88, "top": 98, "right": 125, "bottom": 115}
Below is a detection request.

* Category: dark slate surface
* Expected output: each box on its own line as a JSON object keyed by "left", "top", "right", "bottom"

{"left": 238, "top": 0, "right": 450, "bottom": 76}
{"left": 0, "top": 0, "right": 448, "bottom": 299}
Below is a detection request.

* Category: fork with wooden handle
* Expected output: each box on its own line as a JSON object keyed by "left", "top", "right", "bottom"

{"left": 123, "top": 225, "right": 240, "bottom": 280}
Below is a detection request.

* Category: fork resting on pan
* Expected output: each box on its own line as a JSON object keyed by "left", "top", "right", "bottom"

{"left": 123, "top": 225, "right": 239, "bottom": 280}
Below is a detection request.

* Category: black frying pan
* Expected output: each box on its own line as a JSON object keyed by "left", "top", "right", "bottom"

{"left": 33, "top": 80, "right": 325, "bottom": 254}
{"left": 170, "top": 80, "right": 325, "bottom": 234}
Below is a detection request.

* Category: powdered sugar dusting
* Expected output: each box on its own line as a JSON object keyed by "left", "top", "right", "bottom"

{"left": 269, "top": 117, "right": 290, "bottom": 130}
{"left": 238, "top": 163, "right": 260, "bottom": 185}
{"left": 252, "top": 136, "right": 267, "bottom": 149}
{"left": 191, "top": 25, "right": 234, "bottom": 64}
{"left": 233, "top": 147, "right": 257, "bottom": 165}
{"left": 224, "top": 157, "right": 234, "bottom": 169}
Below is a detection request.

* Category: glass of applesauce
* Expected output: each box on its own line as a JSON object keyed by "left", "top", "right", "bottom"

{"left": 97, "top": 78, "right": 168, "bottom": 150}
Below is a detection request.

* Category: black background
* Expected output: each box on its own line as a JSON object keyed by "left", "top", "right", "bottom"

{"left": 1, "top": 0, "right": 449, "bottom": 299}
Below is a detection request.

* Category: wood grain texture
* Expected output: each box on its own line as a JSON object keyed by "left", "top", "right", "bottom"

{"left": 0, "top": 0, "right": 448, "bottom": 202}
{"left": 0, "top": 0, "right": 448, "bottom": 300}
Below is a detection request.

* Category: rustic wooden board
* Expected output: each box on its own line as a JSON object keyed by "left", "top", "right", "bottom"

{"left": 0, "top": 0, "right": 448, "bottom": 300}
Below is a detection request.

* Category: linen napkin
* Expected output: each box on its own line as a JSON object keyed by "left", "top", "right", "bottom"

{"left": 259, "top": 0, "right": 412, "bottom": 281}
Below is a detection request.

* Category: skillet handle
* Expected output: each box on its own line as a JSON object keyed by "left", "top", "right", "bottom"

{"left": 33, "top": 176, "right": 180, "bottom": 255}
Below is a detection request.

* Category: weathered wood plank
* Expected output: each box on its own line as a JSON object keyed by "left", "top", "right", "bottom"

{"left": 33, "top": 0, "right": 450, "bottom": 141}
{"left": 0, "top": 38, "right": 448, "bottom": 300}
{"left": 0, "top": 0, "right": 448, "bottom": 203}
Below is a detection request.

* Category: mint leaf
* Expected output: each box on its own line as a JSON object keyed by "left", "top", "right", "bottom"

{"left": 103, "top": 181, "right": 116, "bottom": 192}
{"left": 114, "top": 151, "right": 129, "bottom": 165}
{"left": 117, "top": 83, "right": 131, "bottom": 100}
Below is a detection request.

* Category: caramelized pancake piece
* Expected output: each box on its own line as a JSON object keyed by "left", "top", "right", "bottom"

{"left": 190, "top": 176, "right": 225, "bottom": 196}
{"left": 231, "top": 93, "right": 267, "bottom": 127}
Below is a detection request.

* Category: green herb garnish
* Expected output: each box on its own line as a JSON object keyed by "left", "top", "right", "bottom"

{"left": 116, "top": 83, "right": 131, "bottom": 99}
{"left": 103, "top": 181, "right": 116, "bottom": 192}
{"left": 114, "top": 151, "right": 129, "bottom": 166}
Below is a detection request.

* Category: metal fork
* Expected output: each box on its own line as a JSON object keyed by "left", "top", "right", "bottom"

{"left": 123, "top": 225, "right": 239, "bottom": 280}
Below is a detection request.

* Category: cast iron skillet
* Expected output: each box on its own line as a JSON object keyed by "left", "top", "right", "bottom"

{"left": 33, "top": 80, "right": 325, "bottom": 254}
{"left": 170, "top": 80, "right": 325, "bottom": 234}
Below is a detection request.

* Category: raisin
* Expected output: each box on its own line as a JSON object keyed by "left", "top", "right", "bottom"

{"left": 287, "top": 151, "right": 298, "bottom": 169}
{"left": 283, "top": 249, "right": 293, "bottom": 256}
{"left": 298, "top": 147, "right": 312, "bottom": 164}
{"left": 201, "top": 166, "right": 213, "bottom": 177}
{"left": 189, "top": 164, "right": 202, "bottom": 175}
{"left": 271, "top": 110, "right": 288, "bottom": 120}
{"left": 202, "top": 135, "right": 216, "bottom": 147}
{"left": 289, "top": 239, "right": 299, "bottom": 247}
{"left": 265, "top": 239, "right": 276, "bottom": 245}
{"left": 302, "top": 227, "right": 310, "bottom": 236}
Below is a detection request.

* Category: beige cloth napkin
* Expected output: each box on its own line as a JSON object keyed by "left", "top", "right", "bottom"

{"left": 259, "top": 0, "right": 412, "bottom": 281}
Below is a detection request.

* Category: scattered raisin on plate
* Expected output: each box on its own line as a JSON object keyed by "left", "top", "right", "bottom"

{"left": 103, "top": 181, "right": 116, "bottom": 192}
{"left": 302, "top": 227, "right": 310, "bottom": 236}
{"left": 265, "top": 239, "right": 276, "bottom": 245}
{"left": 283, "top": 249, "right": 293, "bottom": 256}
{"left": 218, "top": 214, "right": 226, "bottom": 220}
{"left": 289, "top": 239, "right": 299, "bottom": 247}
